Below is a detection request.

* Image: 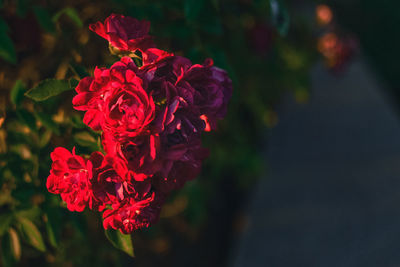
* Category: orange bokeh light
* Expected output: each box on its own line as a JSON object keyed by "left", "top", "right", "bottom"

{"left": 316, "top": 4, "right": 333, "bottom": 25}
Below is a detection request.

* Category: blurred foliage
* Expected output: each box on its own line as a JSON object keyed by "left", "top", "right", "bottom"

{"left": 0, "top": 0, "right": 318, "bottom": 266}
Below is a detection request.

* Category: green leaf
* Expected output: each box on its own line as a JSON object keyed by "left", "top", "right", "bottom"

{"left": 10, "top": 80, "right": 26, "bottom": 107}
{"left": 63, "top": 8, "right": 83, "bottom": 28}
{"left": 44, "top": 214, "right": 58, "bottom": 248}
{"left": 39, "top": 129, "right": 52, "bottom": 148}
{"left": 17, "top": 217, "right": 46, "bottom": 252}
{"left": 53, "top": 7, "right": 83, "bottom": 28}
{"left": 70, "top": 115, "right": 86, "bottom": 129}
{"left": 33, "top": 6, "right": 56, "bottom": 34}
{"left": 7, "top": 228, "right": 21, "bottom": 261}
{"left": 104, "top": 229, "right": 134, "bottom": 257}
{"left": 35, "top": 111, "right": 60, "bottom": 135}
{"left": 0, "top": 19, "right": 16, "bottom": 64}
{"left": 25, "top": 79, "right": 71, "bottom": 101}
{"left": 0, "top": 214, "right": 13, "bottom": 236}
{"left": 1, "top": 229, "right": 20, "bottom": 267}
{"left": 69, "top": 78, "right": 79, "bottom": 89}
{"left": 15, "top": 207, "right": 41, "bottom": 222}
{"left": 73, "top": 132, "right": 97, "bottom": 147}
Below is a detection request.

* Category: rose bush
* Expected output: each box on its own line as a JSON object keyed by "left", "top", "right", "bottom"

{"left": 47, "top": 14, "right": 232, "bottom": 234}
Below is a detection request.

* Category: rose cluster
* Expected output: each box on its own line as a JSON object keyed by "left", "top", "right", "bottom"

{"left": 47, "top": 14, "right": 232, "bottom": 234}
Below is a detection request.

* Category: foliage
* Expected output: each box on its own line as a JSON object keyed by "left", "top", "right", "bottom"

{"left": 0, "top": 0, "right": 317, "bottom": 266}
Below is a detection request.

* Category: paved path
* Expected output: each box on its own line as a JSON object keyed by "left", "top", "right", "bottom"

{"left": 231, "top": 59, "right": 400, "bottom": 267}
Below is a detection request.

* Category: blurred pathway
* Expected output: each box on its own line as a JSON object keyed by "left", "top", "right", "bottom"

{"left": 231, "top": 59, "right": 400, "bottom": 267}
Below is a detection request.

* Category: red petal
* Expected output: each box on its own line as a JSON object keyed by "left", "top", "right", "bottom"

{"left": 89, "top": 22, "right": 108, "bottom": 40}
{"left": 51, "top": 147, "right": 72, "bottom": 161}
{"left": 75, "top": 77, "right": 94, "bottom": 93}
{"left": 83, "top": 110, "right": 104, "bottom": 131}
{"left": 72, "top": 92, "right": 95, "bottom": 110}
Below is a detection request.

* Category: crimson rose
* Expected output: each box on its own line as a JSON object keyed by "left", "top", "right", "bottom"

{"left": 47, "top": 147, "right": 104, "bottom": 212}
{"left": 102, "top": 192, "right": 164, "bottom": 234}
{"left": 73, "top": 57, "right": 155, "bottom": 139}
{"left": 90, "top": 13, "right": 153, "bottom": 52}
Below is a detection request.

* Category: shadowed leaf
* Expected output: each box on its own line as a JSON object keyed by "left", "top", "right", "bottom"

{"left": 0, "top": 19, "right": 16, "bottom": 64}
{"left": 1, "top": 229, "right": 20, "bottom": 267}
{"left": 17, "top": 217, "right": 46, "bottom": 252}
{"left": 53, "top": 7, "right": 83, "bottom": 28}
{"left": 69, "top": 63, "right": 89, "bottom": 79}
{"left": 44, "top": 214, "right": 58, "bottom": 248}
{"left": 105, "top": 229, "right": 134, "bottom": 257}
{"left": 10, "top": 80, "right": 26, "bottom": 107}
{"left": 69, "top": 78, "right": 79, "bottom": 89}
{"left": 0, "top": 214, "right": 13, "bottom": 236}
{"left": 33, "top": 6, "right": 56, "bottom": 34}
{"left": 17, "top": 109, "right": 37, "bottom": 131}
{"left": 73, "top": 132, "right": 97, "bottom": 147}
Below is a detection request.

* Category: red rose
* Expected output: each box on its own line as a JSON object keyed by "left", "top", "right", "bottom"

{"left": 102, "top": 131, "right": 161, "bottom": 181}
{"left": 47, "top": 147, "right": 102, "bottom": 211}
{"left": 89, "top": 14, "right": 153, "bottom": 52}
{"left": 102, "top": 192, "right": 164, "bottom": 234}
{"left": 103, "top": 68, "right": 155, "bottom": 139}
{"left": 72, "top": 68, "right": 110, "bottom": 131}
{"left": 73, "top": 57, "right": 155, "bottom": 139}
{"left": 90, "top": 151, "right": 134, "bottom": 203}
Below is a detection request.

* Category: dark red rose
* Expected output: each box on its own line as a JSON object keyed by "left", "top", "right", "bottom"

{"left": 143, "top": 56, "right": 206, "bottom": 138}
{"left": 89, "top": 14, "right": 153, "bottom": 52}
{"left": 89, "top": 151, "right": 151, "bottom": 204}
{"left": 178, "top": 59, "right": 233, "bottom": 130}
{"left": 102, "top": 192, "right": 165, "bottom": 234}
{"left": 153, "top": 135, "right": 209, "bottom": 193}
{"left": 73, "top": 57, "right": 155, "bottom": 139}
{"left": 144, "top": 56, "right": 232, "bottom": 137}
{"left": 47, "top": 147, "right": 102, "bottom": 212}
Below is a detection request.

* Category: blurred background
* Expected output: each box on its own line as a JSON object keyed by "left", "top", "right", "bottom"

{"left": 0, "top": 0, "right": 399, "bottom": 266}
